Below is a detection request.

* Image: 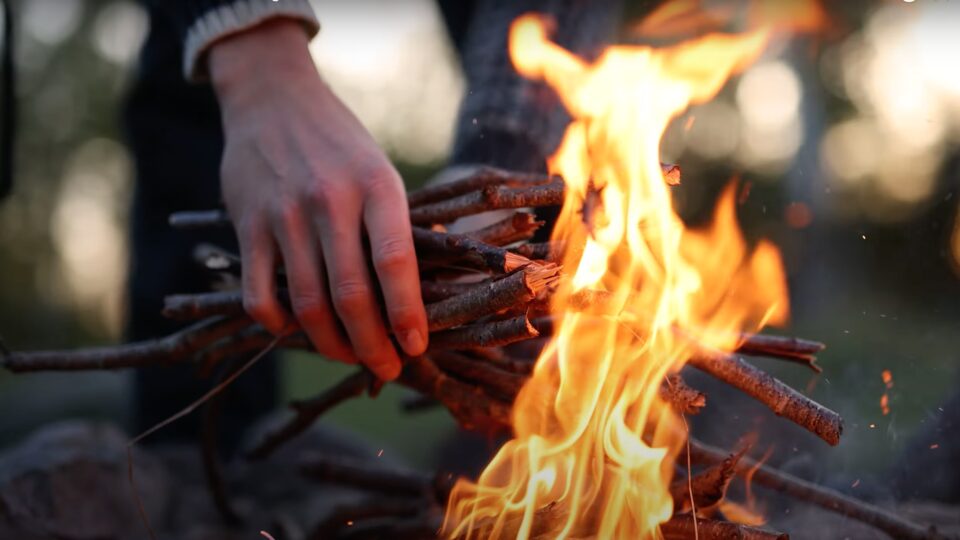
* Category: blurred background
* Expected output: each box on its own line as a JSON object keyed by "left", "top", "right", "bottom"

{"left": 0, "top": 0, "right": 957, "bottom": 506}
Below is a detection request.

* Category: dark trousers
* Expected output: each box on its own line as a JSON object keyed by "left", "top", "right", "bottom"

{"left": 123, "top": 9, "right": 275, "bottom": 448}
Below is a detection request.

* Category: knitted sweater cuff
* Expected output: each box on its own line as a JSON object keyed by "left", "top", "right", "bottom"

{"left": 183, "top": 0, "right": 319, "bottom": 82}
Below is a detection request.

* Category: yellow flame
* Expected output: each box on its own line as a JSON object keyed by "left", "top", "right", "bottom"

{"left": 443, "top": 11, "right": 795, "bottom": 539}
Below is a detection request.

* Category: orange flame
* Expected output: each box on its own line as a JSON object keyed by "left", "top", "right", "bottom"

{"left": 443, "top": 7, "right": 804, "bottom": 538}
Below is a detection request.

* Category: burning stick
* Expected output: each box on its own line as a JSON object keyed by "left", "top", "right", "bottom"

{"left": 660, "top": 515, "right": 788, "bottom": 540}
{"left": 686, "top": 348, "right": 843, "bottom": 446}
{"left": 660, "top": 373, "right": 707, "bottom": 415}
{"left": 671, "top": 446, "right": 746, "bottom": 512}
{"left": 688, "top": 439, "right": 947, "bottom": 540}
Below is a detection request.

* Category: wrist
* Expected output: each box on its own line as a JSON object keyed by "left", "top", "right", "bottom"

{"left": 209, "top": 18, "right": 317, "bottom": 110}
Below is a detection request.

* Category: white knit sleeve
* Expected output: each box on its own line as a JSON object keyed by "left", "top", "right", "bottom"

{"left": 183, "top": 0, "right": 319, "bottom": 82}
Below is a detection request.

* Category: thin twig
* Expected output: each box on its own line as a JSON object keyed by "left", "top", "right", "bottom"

{"left": 688, "top": 439, "right": 948, "bottom": 540}
{"left": 660, "top": 514, "right": 788, "bottom": 540}
{"left": 308, "top": 498, "right": 425, "bottom": 540}
{"left": 413, "top": 226, "right": 532, "bottom": 273}
{"left": 1, "top": 316, "right": 251, "bottom": 372}
{"left": 407, "top": 166, "right": 557, "bottom": 207}
{"left": 127, "top": 338, "right": 280, "bottom": 540}
{"left": 425, "top": 264, "right": 559, "bottom": 332}
{"left": 400, "top": 355, "right": 512, "bottom": 430}
{"left": 430, "top": 350, "right": 527, "bottom": 402}
{"left": 670, "top": 445, "right": 746, "bottom": 512}
{"left": 510, "top": 241, "right": 565, "bottom": 262}
{"left": 300, "top": 454, "right": 431, "bottom": 497}
{"left": 660, "top": 373, "right": 707, "bottom": 415}
{"left": 686, "top": 348, "right": 843, "bottom": 446}
{"left": 247, "top": 369, "right": 373, "bottom": 460}
{"left": 168, "top": 209, "right": 230, "bottom": 229}
{"left": 409, "top": 180, "right": 566, "bottom": 225}
{"left": 201, "top": 360, "right": 241, "bottom": 525}
{"left": 465, "top": 211, "right": 544, "bottom": 246}
{"left": 428, "top": 315, "right": 539, "bottom": 350}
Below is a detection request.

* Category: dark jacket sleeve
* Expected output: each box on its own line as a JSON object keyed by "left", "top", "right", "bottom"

{"left": 450, "top": 0, "right": 623, "bottom": 173}
{"left": 141, "top": 0, "right": 319, "bottom": 82}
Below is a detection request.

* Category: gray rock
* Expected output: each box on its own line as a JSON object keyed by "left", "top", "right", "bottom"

{"left": 0, "top": 420, "right": 170, "bottom": 540}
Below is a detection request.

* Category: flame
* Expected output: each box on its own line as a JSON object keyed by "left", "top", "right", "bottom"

{"left": 443, "top": 8, "right": 802, "bottom": 539}
{"left": 720, "top": 445, "right": 773, "bottom": 527}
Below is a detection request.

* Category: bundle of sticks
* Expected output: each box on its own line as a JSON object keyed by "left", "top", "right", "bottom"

{"left": 0, "top": 166, "right": 948, "bottom": 540}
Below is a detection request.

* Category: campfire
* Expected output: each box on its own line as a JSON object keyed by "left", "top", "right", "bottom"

{"left": 0, "top": 5, "right": 952, "bottom": 540}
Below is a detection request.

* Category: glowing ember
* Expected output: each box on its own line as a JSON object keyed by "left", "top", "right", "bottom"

{"left": 442, "top": 6, "right": 810, "bottom": 539}
{"left": 880, "top": 369, "right": 894, "bottom": 416}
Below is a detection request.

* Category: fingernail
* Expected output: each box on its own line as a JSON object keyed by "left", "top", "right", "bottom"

{"left": 400, "top": 329, "right": 427, "bottom": 355}
{"left": 376, "top": 360, "right": 402, "bottom": 381}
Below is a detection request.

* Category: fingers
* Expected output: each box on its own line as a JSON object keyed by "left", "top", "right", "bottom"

{"left": 236, "top": 217, "right": 289, "bottom": 335}
{"left": 363, "top": 174, "right": 428, "bottom": 357}
{"left": 272, "top": 201, "right": 355, "bottom": 363}
{"left": 314, "top": 187, "right": 403, "bottom": 381}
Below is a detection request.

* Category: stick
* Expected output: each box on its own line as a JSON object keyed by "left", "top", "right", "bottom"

{"left": 686, "top": 348, "right": 843, "bottom": 446}
{"left": 660, "top": 373, "right": 706, "bottom": 415}
{"left": 510, "top": 241, "right": 565, "bottom": 262}
{"left": 1, "top": 316, "right": 251, "bottom": 372}
{"left": 428, "top": 315, "right": 539, "bottom": 350}
{"left": 413, "top": 226, "right": 532, "bottom": 273}
{"left": 465, "top": 211, "right": 544, "bottom": 246}
{"left": 407, "top": 167, "right": 557, "bottom": 207}
{"left": 687, "top": 439, "right": 947, "bottom": 540}
{"left": 200, "top": 361, "right": 241, "bottom": 525}
{"left": 425, "top": 264, "right": 559, "bottom": 332}
{"left": 419, "top": 279, "right": 490, "bottom": 303}
{"left": 533, "top": 312, "right": 825, "bottom": 371}
{"left": 308, "top": 498, "right": 425, "bottom": 540}
{"left": 400, "top": 355, "right": 512, "bottom": 430}
{"left": 429, "top": 350, "right": 527, "bottom": 402}
{"left": 736, "top": 334, "right": 824, "bottom": 374}
{"left": 169, "top": 209, "right": 230, "bottom": 229}
{"left": 247, "top": 369, "right": 373, "bottom": 460}
{"left": 409, "top": 180, "right": 566, "bottom": 225}
{"left": 334, "top": 515, "right": 442, "bottom": 540}
{"left": 660, "top": 514, "right": 788, "bottom": 540}
{"left": 164, "top": 290, "right": 252, "bottom": 320}
{"left": 670, "top": 445, "right": 746, "bottom": 512}
{"left": 300, "top": 454, "right": 430, "bottom": 496}
{"left": 164, "top": 262, "right": 557, "bottom": 336}
{"left": 127, "top": 338, "right": 279, "bottom": 540}
{"left": 193, "top": 243, "right": 241, "bottom": 274}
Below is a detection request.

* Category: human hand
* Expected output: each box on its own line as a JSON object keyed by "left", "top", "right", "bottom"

{"left": 208, "top": 19, "right": 427, "bottom": 380}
